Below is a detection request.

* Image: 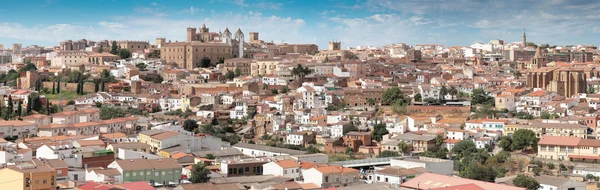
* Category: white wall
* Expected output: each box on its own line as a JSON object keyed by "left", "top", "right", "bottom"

{"left": 303, "top": 169, "right": 324, "bottom": 187}
{"left": 390, "top": 158, "right": 453, "bottom": 175}
{"left": 118, "top": 148, "right": 160, "bottom": 160}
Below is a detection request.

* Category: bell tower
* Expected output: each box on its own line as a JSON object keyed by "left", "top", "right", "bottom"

{"left": 235, "top": 28, "right": 244, "bottom": 58}
{"left": 328, "top": 40, "right": 341, "bottom": 50}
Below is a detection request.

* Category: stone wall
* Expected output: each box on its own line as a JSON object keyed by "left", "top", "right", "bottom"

{"left": 42, "top": 81, "right": 107, "bottom": 93}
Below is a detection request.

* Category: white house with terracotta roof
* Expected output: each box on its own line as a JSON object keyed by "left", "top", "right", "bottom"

{"left": 51, "top": 108, "right": 100, "bottom": 124}
{"left": 22, "top": 114, "right": 51, "bottom": 127}
{"left": 0, "top": 120, "right": 37, "bottom": 138}
{"left": 302, "top": 165, "right": 360, "bottom": 188}
{"left": 262, "top": 159, "right": 302, "bottom": 180}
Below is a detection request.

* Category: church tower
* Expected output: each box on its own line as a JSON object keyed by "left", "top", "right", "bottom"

{"left": 235, "top": 28, "right": 244, "bottom": 58}
{"left": 531, "top": 46, "right": 546, "bottom": 69}
{"left": 328, "top": 40, "right": 341, "bottom": 50}
{"left": 522, "top": 28, "right": 527, "bottom": 47}
{"left": 221, "top": 27, "right": 232, "bottom": 45}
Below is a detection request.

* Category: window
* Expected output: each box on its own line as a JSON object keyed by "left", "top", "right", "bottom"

{"left": 162, "top": 171, "right": 166, "bottom": 175}
{"left": 147, "top": 171, "right": 151, "bottom": 175}
{"left": 125, "top": 173, "right": 129, "bottom": 177}
{"left": 57, "top": 170, "right": 63, "bottom": 176}
{"left": 51, "top": 176, "right": 55, "bottom": 185}
{"left": 43, "top": 179, "right": 47, "bottom": 184}
{"left": 26, "top": 178, "right": 30, "bottom": 187}
{"left": 155, "top": 172, "right": 159, "bottom": 176}
{"left": 133, "top": 172, "right": 136, "bottom": 176}
{"left": 140, "top": 171, "right": 144, "bottom": 176}
{"left": 245, "top": 167, "right": 249, "bottom": 172}
{"left": 325, "top": 176, "right": 329, "bottom": 182}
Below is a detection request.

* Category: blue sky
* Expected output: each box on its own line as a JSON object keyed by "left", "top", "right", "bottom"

{"left": 1, "top": 0, "right": 600, "bottom": 49}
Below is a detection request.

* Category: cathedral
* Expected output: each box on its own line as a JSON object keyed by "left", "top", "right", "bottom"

{"left": 161, "top": 24, "right": 246, "bottom": 69}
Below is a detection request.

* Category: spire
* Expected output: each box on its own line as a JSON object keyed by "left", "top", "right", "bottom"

{"left": 236, "top": 28, "right": 242, "bottom": 35}
{"left": 534, "top": 46, "right": 542, "bottom": 58}
{"left": 522, "top": 28, "right": 527, "bottom": 47}
{"left": 224, "top": 27, "right": 230, "bottom": 34}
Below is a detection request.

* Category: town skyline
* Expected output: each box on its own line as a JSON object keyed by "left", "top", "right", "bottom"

{"left": 2, "top": 0, "right": 600, "bottom": 48}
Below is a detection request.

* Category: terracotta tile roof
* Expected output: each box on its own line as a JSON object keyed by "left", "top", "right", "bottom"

{"left": 76, "top": 140, "right": 105, "bottom": 147}
{"left": 151, "top": 131, "right": 180, "bottom": 140}
{"left": 273, "top": 159, "right": 301, "bottom": 168}
{"left": 171, "top": 152, "right": 191, "bottom": 159}
{"left": 0, "top": 120, "right": 35, "bottom": 127}
{"left": 537, "top": 136, "right": 581, "bottom": 146}
{"left": 402, "top": 172, "right": 525, "bottom": 190}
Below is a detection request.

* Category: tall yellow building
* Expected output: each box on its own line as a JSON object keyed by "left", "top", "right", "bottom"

{"left": 0, "top": 163, "right": 57, "bottom": 190}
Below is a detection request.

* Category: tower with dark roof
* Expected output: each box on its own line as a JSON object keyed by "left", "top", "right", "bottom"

{"left": 522, "top": 28, "right": 527, "bottom": 47}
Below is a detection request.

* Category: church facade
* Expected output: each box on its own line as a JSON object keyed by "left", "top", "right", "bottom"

{"left": 161, "top": 24, "right": 245, "bottom": 69}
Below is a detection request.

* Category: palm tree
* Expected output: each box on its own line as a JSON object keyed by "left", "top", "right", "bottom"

{"left": 439, "top": 85, "right": 448, "bottom": 102}
{"left": 449, "top": 86, "right": 458, "bottom": 100}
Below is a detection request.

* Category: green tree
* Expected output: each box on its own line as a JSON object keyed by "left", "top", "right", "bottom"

{"left": 26, "top": 96, "right": 32, "bottom": 115}
{"left": 513, "top": 70, "right": 522, "bottom": 78}
{"left": 471, "top": 88, "right": 494, "bottom": 106}
{"left": 513, "top": 174, "right": 541, "bottom": 190}
{"left": 225, "top": 70, "right": 235, "bottom": 80}
{"left": 67, "top": 100, "right": 75, "bottom": 105}
{"left": 281, "top": 86, "right": 289, "bottom": 94}
{"left": 234, "top": 68, "right": 242, "bottom": 77}
{"left": 16, "top": 100, "right": 22, "bottom": 117}
{"left": 101, "top": 80, "right": 105, "bottom": 92}
{"left": 306, "top": 145, "right": 321, "bottom": 153}
{"left": 379, "top": 150, "right": 399, "bottom": 158}
{"left": 439, "top": 85, "right": 448, "bottom": 102}
{"left": 183, "top": 119, "right": 199, "bottom": 132}
{"left": 498, "top": 136, "right": 512, "bottom": 151}
{"left": 110, "top": 41, "right": 119, "bottom": 54}
{"left": 585, "top": 174, "right": 599, "bottom": 181}
{"left": 99, "top": 105, "right": 124, "bottom": 119}
{"left": 205, "top": 154, "right": 216, "bottom": 159}
{"left": 97, "top": 45, "right": 103, "bottom": 53}
{"left": 452, "top": 140, "right": 477, "bottom": 160}
{"left": 94, "top": 79, "right": 100, "bottom": 92}
{"left": 367, "top": 98, "right": 377, "bottom": 106}
{"left": 271, "top": 89, "right": 279, "bottom": 94}
{"left": 292, "top": 64, "right": 312, "bottom": 78}
{"left": 511, "top": 129, "right": 538, "bottom": 151}
{"left": 382, "top": 87, "right": 404, "bottom": 105}
{"left": 45, "top": 99, "right": 50, "bottom": 115}
{"left": 345, "top": 147, "right": 355, "bottom": 158}
{"left": 189, "top": 164, "right": 211, "bottom": 183}
{"left": 460, "top": 164, "right": 498, "bottom": 182}
{"left": 56, "top": 79, "right": 61, "bottom": 93}
{"left": 398, "top": 141, "right": 410, "bottom": 155}
{"left": 118, "top": 48, "right": 131, "bottom": 59}
{"left": 343, "top": 123, "right": 358, "bottom": 135}
{"left": 200, "top": 57, "right": 211, "bottom": 68}
{"left": 6, "top": 95, "right": 13, "bottom": 119}
{"left": 540, "top": 111, "right": 552, "bottom": 119}
{"left": 135, "top": 63, "right": 147, "bottom": 71}
{"left": 371, "top": 122, "right": 389, "bottom": 142}
{"left": 18, "top": 62, "right": 38, "bottom": 73}
{"left": 414, "top": 93, "right": 422, "bottom": 102}
{"left": 449, "top": 86, "right": 458, "bottom": 100}
{"left": 515, "top": 112, "right": 534, "bottom": 120}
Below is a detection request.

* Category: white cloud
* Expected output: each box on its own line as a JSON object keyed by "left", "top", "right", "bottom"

{"left": 98, "top": 21, "right": 127, "bottom": 29}
{"left": 409, "top": 16, "right": 432, "bottom": 25}
{"left": 232, "top": 0, "right": 248, "bottom": 7}
{"left": 181, "top": 6, "right": 200, "bottom": 15}
{"left": 255, "top": 2, "right": 282, "bottom": 10}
